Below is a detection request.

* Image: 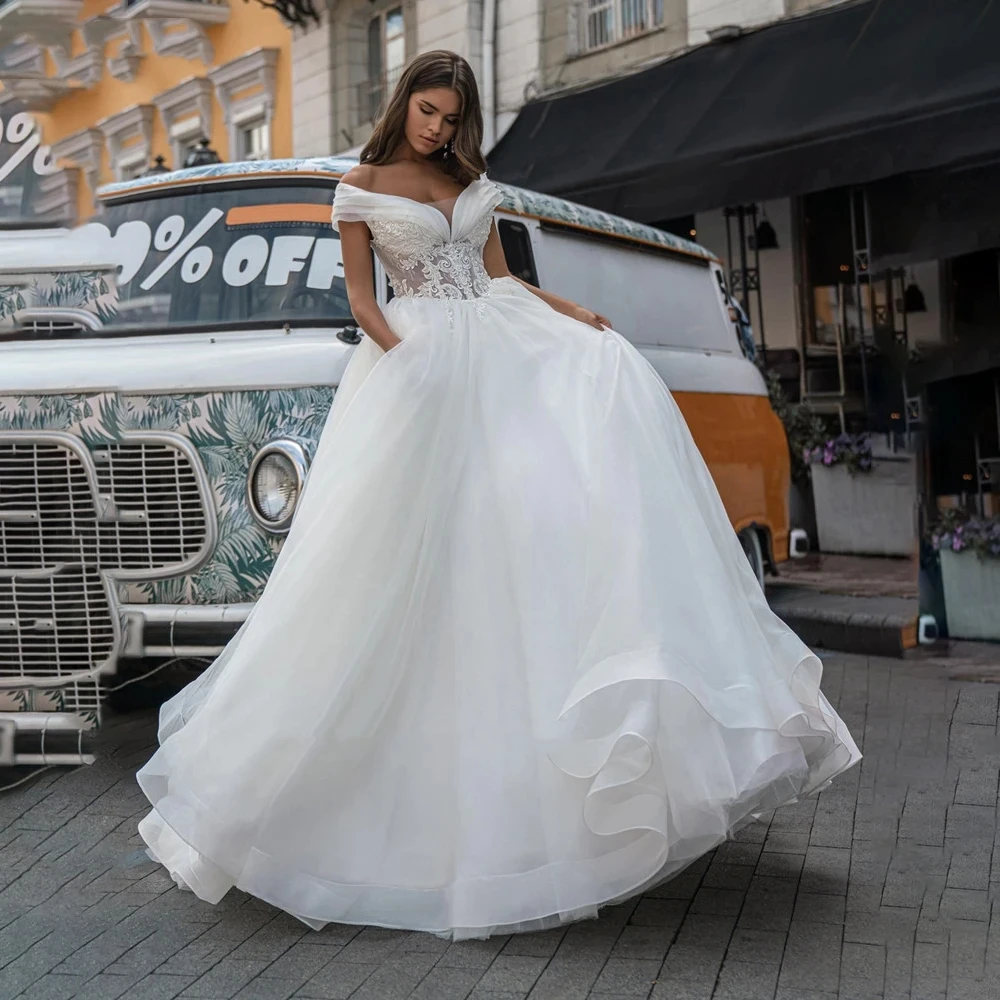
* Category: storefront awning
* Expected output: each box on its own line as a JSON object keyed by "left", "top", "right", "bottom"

{"left": 869, "top": 159, "right": 1000, "bottom": 269}
{"left": 488, "top": 0, "right": 1000, "bottom": 222}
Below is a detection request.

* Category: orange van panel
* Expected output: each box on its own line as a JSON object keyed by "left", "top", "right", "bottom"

{"left": 673, "top": 391, "right": 791, "bottom": 564}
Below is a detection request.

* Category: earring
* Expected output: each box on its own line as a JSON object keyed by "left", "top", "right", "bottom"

{"left": 443, "top": 141, "right": 452, "bottom": 159}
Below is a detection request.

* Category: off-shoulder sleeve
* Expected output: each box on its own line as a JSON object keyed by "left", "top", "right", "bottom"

{"left": 481, "top": 174, "right": 504, "bottom": 213}
{"left": 331, "top": 182, "right": 376, "bottom": 232}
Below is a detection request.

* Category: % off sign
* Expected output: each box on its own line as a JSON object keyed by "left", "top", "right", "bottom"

{"left": 71, "top": 203, "right": 344, "bottom": 292}
{"left": 0, "top": 112, "right": 60, "bottom": 220}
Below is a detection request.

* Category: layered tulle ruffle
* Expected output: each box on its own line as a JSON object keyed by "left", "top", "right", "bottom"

{"left": 137, "top": 278, "right": 860, "bottom": 939}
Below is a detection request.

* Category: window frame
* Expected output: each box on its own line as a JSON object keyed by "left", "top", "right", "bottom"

{"left": 238, "top": 119, "right": 271, "bottom": 162}
{"left": 571, "top": 0, "right": 666, "bottom": 57}
{"left": 362, "top": 5, "right": 406, "bottom": 123}
{"left": 98, "top": 104, "right": 155, "bottom": 183}
{"left": 497, "top": 219, "right": 539, "bottom": 286}
{"left": 207, "top": 48, "right": 278, "bottom": 165}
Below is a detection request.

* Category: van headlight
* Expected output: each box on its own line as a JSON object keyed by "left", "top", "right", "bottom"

{"left": 247, "top": 441, "right": 308, "bottom": 534}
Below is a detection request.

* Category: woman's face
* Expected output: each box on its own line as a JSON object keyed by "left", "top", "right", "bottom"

{"left": 405, "top": 87, "right": 461, "bottom": 157}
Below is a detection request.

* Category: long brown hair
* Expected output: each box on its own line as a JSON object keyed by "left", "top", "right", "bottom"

{"left": 360, "top": 50, "right": 486, "bottom": 187}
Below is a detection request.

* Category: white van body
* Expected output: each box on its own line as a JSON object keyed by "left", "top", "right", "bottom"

{"left": 521, "top": 224, "right": 766, "bottom": 398}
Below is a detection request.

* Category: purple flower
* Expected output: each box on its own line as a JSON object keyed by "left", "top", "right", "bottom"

{"left": 929, "top": 510, "right": 1000, "bottom": 560}
{"left": 805, "top": 432, "right": 875, "bottom": 474}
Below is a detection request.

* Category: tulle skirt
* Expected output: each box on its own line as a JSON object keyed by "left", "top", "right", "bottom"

{"left": 136, "top": 276, "right": 860, "bottom": 939}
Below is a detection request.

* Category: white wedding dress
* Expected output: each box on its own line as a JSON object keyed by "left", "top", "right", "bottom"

{"left": 136, "top": 176, "right": 861, "bottom": 939}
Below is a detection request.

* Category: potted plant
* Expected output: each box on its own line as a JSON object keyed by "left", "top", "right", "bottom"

{"left": 806, "top": 432, "right": 917, "bottom": 557}
{"left": 930, "top": 509, "right": 1000, "bottom": 641}
{"left": 804, "top": 433, "right": 875, "bottom": 475}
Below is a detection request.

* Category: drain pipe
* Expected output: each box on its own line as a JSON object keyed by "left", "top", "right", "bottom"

{"left": 481, "top": 0, "right": 497, "bottom": 151}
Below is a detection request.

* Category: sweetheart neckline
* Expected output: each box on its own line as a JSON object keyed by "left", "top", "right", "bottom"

{"left": 336, "top": 178, "right": 484, "bottom": 238}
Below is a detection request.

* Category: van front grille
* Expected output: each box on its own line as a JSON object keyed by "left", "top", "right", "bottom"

{"left": 94, "top": 442, "right": 210, "bottom": 571}
{"left": 0, "top": 566, "right": 117, "bottom": 691}
{"left": 0, "top": 432, "right": 214, "bottom": 717}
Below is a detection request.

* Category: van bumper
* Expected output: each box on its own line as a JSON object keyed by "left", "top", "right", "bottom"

{"left": 120, "top": 603, "right": 253, "bottom": 659}
{"left": 0, "top": 606, "right": 253, "bottom": 767}
{"left": 0, "top": 713, "right": 95, "bottom": 767}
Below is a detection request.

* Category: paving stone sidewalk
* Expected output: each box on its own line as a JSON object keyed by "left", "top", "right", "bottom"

{"left": 2, "top": 651, "right": 1000, "bottom": 1000}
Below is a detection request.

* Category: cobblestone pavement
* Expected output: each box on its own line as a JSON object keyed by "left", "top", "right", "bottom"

{"left": 2, "top": 650, "right": 1000, "bottom": 1000}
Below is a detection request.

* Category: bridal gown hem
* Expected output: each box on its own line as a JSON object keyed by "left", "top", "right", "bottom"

{"left": 136, "top": 175, "right": 861, "bottom": 940}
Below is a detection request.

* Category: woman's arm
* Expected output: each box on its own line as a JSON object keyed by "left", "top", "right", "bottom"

{"left": 338, "top": 218, "right": 401, "bottom": 353}
{"left": 482, "top": 223, "right": 611, "bottom": 331}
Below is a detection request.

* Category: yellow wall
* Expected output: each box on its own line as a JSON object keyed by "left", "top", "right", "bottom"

{"left": 33, "top": 2, "right": 293, "bottom": 221}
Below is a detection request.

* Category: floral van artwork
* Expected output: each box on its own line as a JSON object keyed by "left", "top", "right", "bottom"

{"left": 0, "top": 388, "right": 334, "bottom": 607}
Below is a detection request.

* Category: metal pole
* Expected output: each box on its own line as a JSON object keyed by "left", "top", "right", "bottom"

{"left": 994, "top": 377, "right": 1000, "bottom": 446}
{"left": 849, "top": 188, "right": 872, "bottom": 426}
{"left": 975, "top": 434, "right": 984, "bottom": 516}
{"left": 725, "top": 207, "right": 733, "bottom": 279}
{"left": 863, "top": 190, "right": 880, "bottom": 345}
{"left": 862, "top": 191, "right": 879, "bottom": 432}
{"left": 752, "top": 203, "right": 767, "bottom": 364}
{"left": 737, "top": 207, "right": 750, "bottom": 318}
{"left": 899, "top": 268, "right": 909, "bottom": 345}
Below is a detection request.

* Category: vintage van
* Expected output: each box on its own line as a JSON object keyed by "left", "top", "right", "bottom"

{"left": 0, "top": 157, "right": 793, "bottom": 766}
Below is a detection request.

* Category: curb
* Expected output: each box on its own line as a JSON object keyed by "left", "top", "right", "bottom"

{"left": 766, "top": 585, "right": 918, "bottom": 658}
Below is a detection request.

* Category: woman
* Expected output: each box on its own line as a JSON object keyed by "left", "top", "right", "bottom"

{"left": 137, "top": 50, "right": 860, "bottom": 941}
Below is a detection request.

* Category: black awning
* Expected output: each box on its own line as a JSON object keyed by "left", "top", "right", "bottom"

{"left": 488, "top": 0, "right": 1000, "bottom": 222}
{"left": 869, "top": 159, "right": 1000, "bottom": 269}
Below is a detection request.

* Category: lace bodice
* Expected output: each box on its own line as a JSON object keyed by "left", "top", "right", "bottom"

{"left": 331, "top": 176, "right": 503, "bottom": 301}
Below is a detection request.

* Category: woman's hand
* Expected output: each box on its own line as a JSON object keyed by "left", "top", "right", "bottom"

{"left": 572, "top": 306, "right": 612, "bottom": 330}
{"left": 492, "top": 236, "right": 612, "bottom": 331}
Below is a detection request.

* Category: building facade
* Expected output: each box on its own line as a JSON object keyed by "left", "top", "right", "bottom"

{"left": 290, "top": 0, "right": 845, "bottom": 161}
{"left": 0, "top": 0, "right": 296, "bottom": 226}
{"left": 543, "top": 0, "right": 838, "bottom": 92}
{"left": 292, "top": 0, "right": 543, "bottom": 158}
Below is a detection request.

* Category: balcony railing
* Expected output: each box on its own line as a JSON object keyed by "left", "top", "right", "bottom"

{"left": 570, "top": 0, "right": 665, "bottom": 56}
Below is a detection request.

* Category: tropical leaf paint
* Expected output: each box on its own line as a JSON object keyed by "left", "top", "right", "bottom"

{"left": 0, "top": 387, "right": 334, "bottom": 605}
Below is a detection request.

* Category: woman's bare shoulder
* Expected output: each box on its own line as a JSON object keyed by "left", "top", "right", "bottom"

{"left": 340, "top": 164, "right": 379, "bottom": 191}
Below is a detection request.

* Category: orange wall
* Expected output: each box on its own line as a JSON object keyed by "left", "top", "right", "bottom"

{"left": 34, "top": 2, "right": 293, "bottom": 221}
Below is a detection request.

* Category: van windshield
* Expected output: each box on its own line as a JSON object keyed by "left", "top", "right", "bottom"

{"left": 2, "top": 181, "right": 351, "bottom": 335}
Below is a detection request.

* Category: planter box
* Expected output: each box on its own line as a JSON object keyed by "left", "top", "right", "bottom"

{"left": 939, "top": 548, "right": 1000, "bottom": 641}
{"left": 811, "top": 454, "right": 916, "bottom": 557}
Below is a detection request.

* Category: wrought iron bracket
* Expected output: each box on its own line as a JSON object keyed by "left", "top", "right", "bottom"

{"left": 243, "top": 0, "right": 321, "bottom": 29}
